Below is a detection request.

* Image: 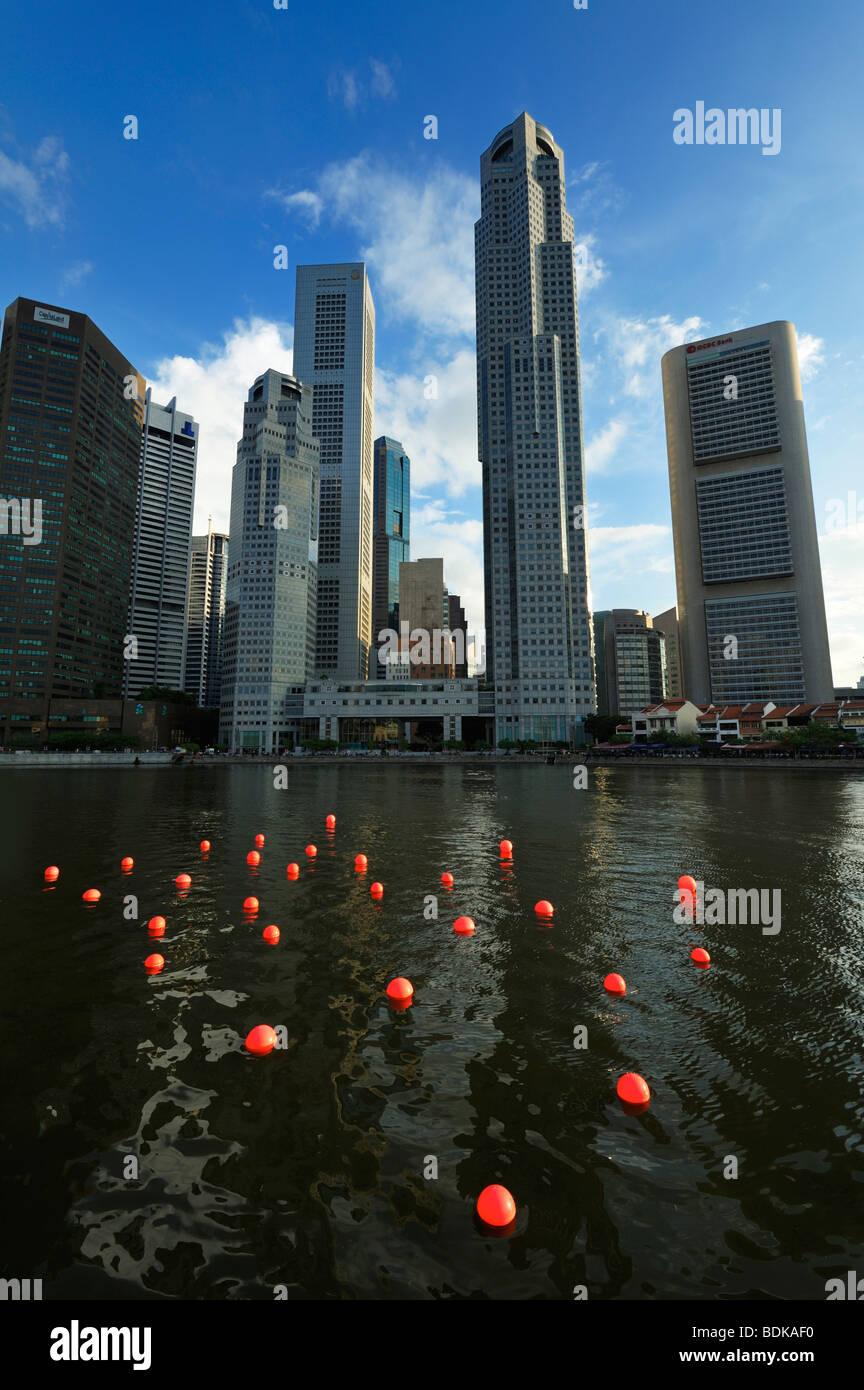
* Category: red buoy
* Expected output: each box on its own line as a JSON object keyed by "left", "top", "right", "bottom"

{"left": 535, "top": 900, "right": 554, "bottom": 918}
{"left": 246, "top": 850, "right": 261, "bottom": 866}
{"left": 678, "top": 874, "right": 697, "bottom": 894}
{"left": 144, "top": 953, "right": 164, "bottom": 974}
{"left": 325, "top": 814, "right": 336, "bottom": 829}
{"left": 370, "top": 881, "right": 383, "bottom": 898}
{"left": 354, "top": 854, "right": 367, "bottom": 872}
{"left": 147, "top": 916, "right": 166, "bottom": 937}
{"left": 255, "top": 834, "right": 265, "bottom": 847}
{"left": 305, "top": 844, "right": 317, "bottom": 858}
{"left": 454, "top": 916, "right": 475, "bottom": 935}
{"left": 386, "top": 977, "right": 413, "bottom": 1001}
{"left": 200, "top": 840, "right": 211, "bottom": 852}
{"left": 44, "top": 866, "right": 60, "bottom": 882}
{"left": 604, "top": 973, "right": 626, "bottom": 996}
{"left": 441, "top": 872, "right": 454, "bottom": 887}
{"left": 617, "top": 1072, "right": 650, "bottom": 1105}
{"left": 691, "top": 947, "right": 711, "bottom": 967}
{"left": 286, "top": 863, "right": 299, "bottom": 879}
{"left": 243, "top": 896, "right": 259, "bottom": 914}
{"left": 121, "top": 857, "right": 134, "bottom": 872}
{"left": 499, "top": 839, "right": 513, "bottom": 859}
{"left": 175, "top": 873, "right": 191, "bottom": 889}
{"left": 82, "top": 888, "right": 101, "bottom": 903}
{"left": 263, "top": 925, "right": 280, "bottom": 945}
{"left": 476, "top": 1184, "right": 516, "bottom": 1228}
{"left": 245, "top": 1024, "right": 277, "bottom": 1056}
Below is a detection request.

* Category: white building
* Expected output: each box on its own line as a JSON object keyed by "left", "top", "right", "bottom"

{"left": 219, "top": 371, "right": 319, "bottom": 753}
{"left": 124, "top": 392, "right": 197, "bottom": 696}
{"left": 475, "top": 113, "right": 595, "bottom": 744}
{"left": 293, "top": 264, "right": 375, "bottom": 681}
{"left": 662, "top": 322, "right": 833, "bottom": 705}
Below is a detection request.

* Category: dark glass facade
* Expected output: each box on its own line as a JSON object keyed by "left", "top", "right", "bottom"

{"left": 0, "top": 297, "right": 144, "bottom": 740}
{"left": 372, "top": 435, "right": 410, "bottom": 678}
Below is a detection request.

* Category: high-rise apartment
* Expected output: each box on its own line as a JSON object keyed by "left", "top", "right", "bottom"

{"left": 0, "top": 297, "right": 145, "bottom": 739}
{"left": 662, "top": 321, "right": 833, "bottom": 704}
{"left": 219, "top": 371, "right": 319, "bottom": 753}
{"left": 396, "top": 557, "right": 456, "bottom": 679}
{"left": 475, "top": 113, "right": 595, "bottom": 744}
{"left": 124, "top": 392, "right": 197, "bottom": 697}
{"left": 592, "top": 609, "right": 666, "bottom": 717}
{"left": 653, "top": 606, "right": 684, "bottom": 700}
{"left": 372, "top": 435, "right": 410, "bottom": 678}
{"left": 185, "top": 523, "right": 228, "bottom": 708}
{"left": 293, "top": 264, "right": 375, "bottom": 680}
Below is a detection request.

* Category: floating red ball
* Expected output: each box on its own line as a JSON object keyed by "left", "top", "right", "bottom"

{"left": 263, "top": 925, "right": 280, "bottom": 945}
{"left": 247, "top": 850, "right": 261, "bottom": 866}
{"left": 144, "top": 953, "right": 164, "bottom": 974}
{"left": 441, "top": 872, "right": 454, "bottom": 887}
{"left": 535, "top": 900, "right": 554, "bottom": 918}
{"left": 354, "top": 854, "right": 367, "bottom": 872}
{"left": 325, "top": 814, "right": 336, "bottom": 829}
{"left": 200, "top": 840, "right": 211, "bottom": 852}
{"left": 370, "top": 881, "right": 383, "bottom": 898}
{"left": 476, "top": 1184, "right": 516, "bottom": 1228}
{"left": 121, "top": 857, "right": 134, "bottom": 872}
{"left": 678, "top": 874, "right": 697, "bottom": 894}
{"left": 386, "top": 977, "right": 413, "bottom": 1001}
{"left": 255, "top": 834, "right": 265, "bottom": 847}
{"left": 604, "top": 973, "right": 626, "bottom": 995}
{"left": 147, "top": 916, "right": 166, "bottom": 937}
{"left": 499, "top": 839, "right": 513, "bottom": 858}
{"left": 691, "top": 947, "right": 711, "bottom": 967}
{"left": 243, "top": 896, "right": 259, "bottom": 913}
{"left": 82, "top": 888, "right": 101, "bottom": 903}
{"left": 175, "top": 873, "right": 191, "bottom": 889}
{"left": 305, "top": 845, "right": 317, "bottom": 858}
{"left": 245, "top": 1025, "right": 277, "bottom": 1056}
{"left": 617, "top": 1072, "right": 650, "bottom": 1105}
{"left": 44, "top": 866, "right": 60, "bottom": 882}
{"left": 454, "top": 916, "right": 475, "bottom": 935}
{"left": 286, "top": 863, "right": 299, "bottom": 879}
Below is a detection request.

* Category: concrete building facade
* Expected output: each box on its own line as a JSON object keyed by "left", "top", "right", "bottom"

{"left": 185, "top": 523, "right": 228, "bottom": 707}
{"left": 475, "top": 112, "right": 595, "bottom": 744}
{"left": 124, "top": 392, "right": 197, "bottom": 697}
{"left": 219, "top": 371, "right": 319, "bottom": 752}
{"left": 662, "top": 321, "right": 833, "bottom": 705}
{"left": 293, "top": 264, "right": 375, "bottom": 681}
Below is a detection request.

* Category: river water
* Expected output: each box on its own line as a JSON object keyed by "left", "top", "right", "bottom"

{"left": 1, "top": 762, "right": 862, "bottom": 1300}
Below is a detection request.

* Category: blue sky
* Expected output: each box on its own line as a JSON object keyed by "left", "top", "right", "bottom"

{"left": 2, "top": 0, "right": 862, "bottom": 682}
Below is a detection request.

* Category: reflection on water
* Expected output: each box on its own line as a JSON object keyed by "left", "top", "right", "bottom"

{"left": 1, "top": 763, "right": 863, "bottom": 1299}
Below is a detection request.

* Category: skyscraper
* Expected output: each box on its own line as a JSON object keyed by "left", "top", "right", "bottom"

{"left": 662, "top": 321, "right": 833, "bottom": 704}
{"left": 124, "top": 391, "right": 197, "bottom": 697}
{"left": 397, "top": 557, "right": 458, "bottom": 679}
{"left": 185, "top": 522, "right": 228, "bottom": 708}
{"left": 293, "top": 264, "right": 375, "bottom": 680}
{"left": 0, "top": 296, "right": 145, "bottom": 740}
{"left": 372, "top": 435, "right": 410, "bottom": 678}
{"left": 219, "top": 371, "right": 319, "bottom": 753}
{"left": 592, "top": 609, "right": 666, "bottom": 718}
{"left": 653, "top": 607, "right": 684, "bottom": 700}
{"left": 475, "top": 113, "right": 595, "bottom": 744}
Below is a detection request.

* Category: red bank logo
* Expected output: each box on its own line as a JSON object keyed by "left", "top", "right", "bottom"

{"left": 687, "top": 337, "right": 733, "bottom": 354}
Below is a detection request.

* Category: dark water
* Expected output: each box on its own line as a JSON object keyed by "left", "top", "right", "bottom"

{"left": 1, "top": 762, "right": 863, "bottom": 1301}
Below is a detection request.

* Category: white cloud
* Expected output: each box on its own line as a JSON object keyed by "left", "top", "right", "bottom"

{"left": 818, "top": 525, "right": 864, "bottom": 686}
{"left": 327, "top": 59, "right": 397, "bottom": 109}
{"left": 60, "top": 260, "right": 93, "bottom": 291}
{"left": 375, "top": 348, "right": 479, "bottom": 496}
{"left": 369, "top": 59, "right": 396, "bottom": 99}
{"left": 574, "top": 233, "right": 607, "bottom": 294}
{"left": 0, "top": 135, "right": 69, "bottom": 228}
{"left": 278, "top": 154, "right": 479, "bottom": 344}
{"left": 606, "top": 313, "right": 706, "bottom": 397}
{"left": 265, "top": 188, "right": 323, "bottom": 230}
{"left": 585, "top": 416, "right": 627, "bottom": 475}
{"left": 588, "top": 523, "right": 674, "bottom": 599}
{"left": 327, "top": 69, "right": 361, "bottom": 110}
{"left": 410, "top": 500, "right": 485, "bottom": 639}
{"left": 796, "top": 330, "right": 825, "bottom": 382}
{"left": 147, "top": 316, "right": 294, "bottom": 532}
